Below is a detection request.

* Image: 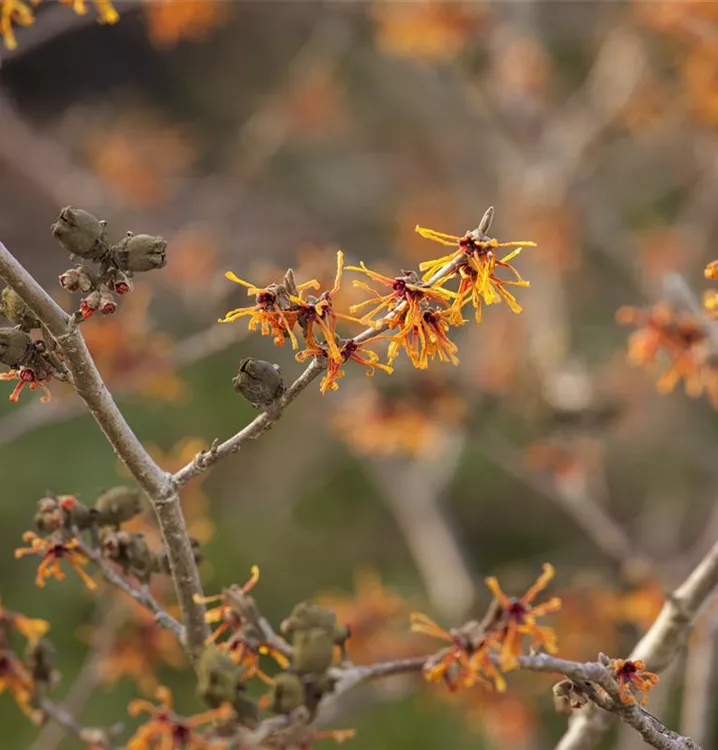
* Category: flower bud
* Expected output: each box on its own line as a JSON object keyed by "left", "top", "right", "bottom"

{"left": 94, "top": 486, "right": 142, "bottom": 527}
{"left": 113, "top": 274, "right": 132, "bottom": 295}
{"left": 233, "top": 358, "right": 285, "bottom": 409}
{"left": 99, "top": 287, "right": 117, "bottom": 316}
{"left": 0, "top": 327, "right": 33, "bottom": 367}
{"left": 112, "top": 232, "right": 167, "bottom": 273}
{"left": 59, "top": 265, "right": 95, "bottom": 294}
{"left": 0, "top": 287, "right": 39, "bottom": 331}
{"left": 51, "top": 207, "right": 108, "bottom": 261}
{"left": 80, "top": 290, "right": 101, "bottom": 319}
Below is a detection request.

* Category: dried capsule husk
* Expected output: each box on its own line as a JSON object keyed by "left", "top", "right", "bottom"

{"left": 112, "top": 232, "right": 167, "bottom": 273}
{"left": 59, "top": 265, "right": 95, "bottom": 294}
{"left": 100, "top": 529, "right": 154, "bottom": 583}
{"left": 51, "top": 207, "right": 108, "bottom": 261}
{"left": 25, "top": 639, "right": 57, "bottom": 686}
{"left": 34, "top": 497, "right": 65, "bottom": 533}
{"left": 93, "top": 486, "right": 142, "bottom": 526}
{"left": 0, "top": 327, "right": 34, "bottom": 367}
{"left": 34, "top": 495, "right": 94, "bottom": 532}
{"left": 0, "top": 287, "right": 40, "bottom": 331}
{"left": 270, "top": 671, "right": 306, "bottom": 715}
{"left": 233, "top": 358, "right": 285, "bottom": 409}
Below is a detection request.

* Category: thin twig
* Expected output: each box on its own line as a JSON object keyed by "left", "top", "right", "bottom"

{"left": 556, "top": 538, "right": 718, "bottom": 750}
{"left": 77, "top": 538, "right": 184, "bottom": 642}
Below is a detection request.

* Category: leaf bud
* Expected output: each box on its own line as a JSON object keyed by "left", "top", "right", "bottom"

{"left": 93, "top": 486, "right": 142, "bottom": 527}
{"left": 233, "top": 358, "right": 285, "bottom": 409}
{"left": 0, "top": 327, "right": 34, "bottom": 367}
{"left": 270, "top": 671, "right": 306, "bottom": 715}
{"left": 112, "top": 232, "right": 167, "bottom": 273}
{"left": 51, "top": 207, "right": 108, "bottom": 261}
{"left": 0, "top": 287, "right": 40, "bottom": 331}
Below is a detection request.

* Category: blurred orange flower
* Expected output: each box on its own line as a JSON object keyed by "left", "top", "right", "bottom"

{"left": 143, "top": 0, "right": 229, "bottom": 48}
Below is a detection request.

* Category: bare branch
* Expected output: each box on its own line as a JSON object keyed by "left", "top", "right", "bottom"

{"left": 556, "top": 538, "right": 718, "bottom": 750}
{"left": 0, "top": 240, "right": 207, "bottom": 655}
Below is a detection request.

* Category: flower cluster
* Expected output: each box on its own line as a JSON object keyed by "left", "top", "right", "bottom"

{"left": 52, "top": 207, "right": 167, "bottom": 320}
{"left": 220, "top": 208, "right": 534, "bottom": 394}
{"left": 411, "top": 564, "right": 561, "bottom": 692}
{"left": 617, "top": 294, "right": 718, "bottom": 407}
{"left": 127, "top": 686, "right": 231, "bottom": 750}
{"left": 195, "top": 567, "right": 289, "bottom": 683}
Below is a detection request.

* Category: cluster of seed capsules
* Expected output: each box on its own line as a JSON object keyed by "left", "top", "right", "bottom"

{"left": 0, "top": 207, "right": 167, "bottom": 402}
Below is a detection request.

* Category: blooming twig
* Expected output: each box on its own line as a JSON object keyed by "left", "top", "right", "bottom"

{"left": 0, "top": 239, "right": 207, "bottom": 656}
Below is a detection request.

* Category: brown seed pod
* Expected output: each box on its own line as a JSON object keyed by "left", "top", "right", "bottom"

{"left": 25, "top": 639, "right": 58, "bottom": 686}
{"left": 0, "top": 327, "right": 34, "bottom": 368}
{"left": 93, "top": 486, "right": 142, "bottom": 527}
{"left": 0, "top": 288, "right": 40, "bottom": 331}
{"left": 111, "top": 232, "right": 167, "bottom": 272}
{"left": 51, "top": 207, "right": 108, "bottom": 261}
{"left": 233, "top": 358, "right": 285, "bottom": 409}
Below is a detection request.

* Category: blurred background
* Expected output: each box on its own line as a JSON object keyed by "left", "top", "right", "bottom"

{"left": 1, "top": 1, "right": 718, "bottom": 748}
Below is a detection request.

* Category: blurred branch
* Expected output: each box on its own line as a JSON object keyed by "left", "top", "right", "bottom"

{"left": 0, "top": 239, "right": 207, "bottom": 656}
{"left": 556, "top": 538, "right": 718, "bottom": 750}
{"left": 38, "top": 699, "right": 118, "bottom": 750}
{"left": 679, "top": 612, "right": 716, "bottom": 749}
{"left": 28, "top": 597, "right": 123, "bottom": 750}
{"left": 477, "top": 432, "right": 653, "bottom": 573}
{"left": 364, "top": 432, "right": 476, "bottom": 622}
{"left": 0, "top": 320, "right": 250, "bottom": 448}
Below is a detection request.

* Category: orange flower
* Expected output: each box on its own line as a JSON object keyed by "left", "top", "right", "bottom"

{"left": 705, "top": 260, "right": 718, "bottom": 280}
{"left": 388, "top": 307, "right": 460, "bottom": 369}
{"left": 416, "top": 224, "right": 534, "bottom": 322}
{"left": 219, "top": 271, "right": 318, "bottom": 349}
{"left": 610, "top": 658, "right": 659, "bottom": 706}
{"left": 90, "top": 604, "right": 185, "bottom": 694}
{"left": 143, "top": 0, "right": 229, "bottom": 48}
{"left": 0, "top": 648, "right": 36, "bottom": 718}
{"left": 296, "top": 336, "right": 393, "bottom": 394}
{"left": 292, "top": 251, "right": 364, "bottom": 363}
{"left": 410, "top": 613, "right": 506, "bottom": 692}
{"left": 128, "top": 686, "right": 230, "bottom": 750}
{"left": 0, "top": 367, "right": 52, "bottom": 403}
{"left": 0, "top": 596, "right": 49, "bottom": 643}
{"left": 15, "top": 532, "right": 96, "bottom": 590}
{"left": 194, "top": 567, "right": 288, "bottom": 683}
{"left": 616, "top": 304, "right": 718, "bottom": 405}
{"left": 484, "top": 563, "right": 562, "bottom": 671}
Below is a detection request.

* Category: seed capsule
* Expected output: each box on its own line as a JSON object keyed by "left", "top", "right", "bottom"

{"left": 112, "top": 232, "right": 167, "bottom": 272}
{"left": 51, "top": 207, "right": 108, "bottom": 261}
{"left": 233, "top": 358, "right": 285, "bottom": 409}
{"left": 94, "top": 486, "right": 142, "bottom": 527}
{"left": 0, "top": 328, "right": 33, "bottom": 367}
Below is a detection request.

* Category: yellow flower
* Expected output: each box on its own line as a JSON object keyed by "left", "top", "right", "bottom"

{"left": 484, "top": 563, "right": 562, "bottom": 671}
{"left": 0, "top": 596, "right": 50, "bottom": 643}
{"left": 415, "top": 223, "right": 534, "bottom": 322}
{"left": 59, "top": 0, "right": 119, "bottom": 24}
{"left": 0, "top": 0, "right": 34, "bottom": 50}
